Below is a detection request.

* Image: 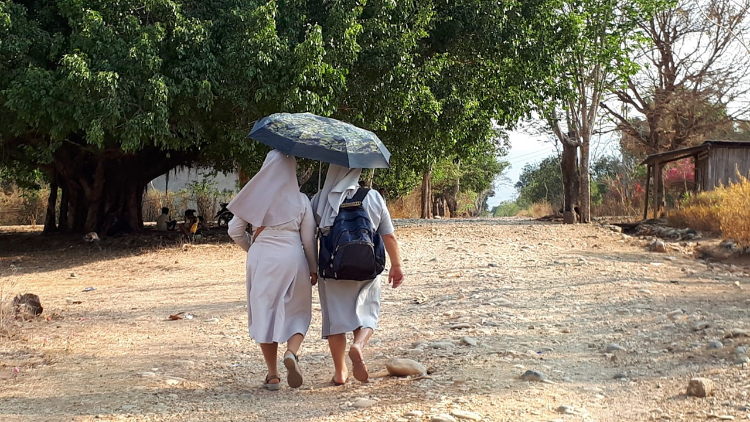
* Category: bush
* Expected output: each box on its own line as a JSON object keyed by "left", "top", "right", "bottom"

{"left": 0, "top": 188, "right": 49, "bottom": 226}
{"left": 516, "top": 201, "right": 553, "bottom": 218}
{"left": 718, "top": 176, "right": 750, "bottom": 246}
{"left": 667, "top": 175, "right": 750, "bottom": 246}
{"left": 493, "top": 201, "right": 521, "bottom": 217}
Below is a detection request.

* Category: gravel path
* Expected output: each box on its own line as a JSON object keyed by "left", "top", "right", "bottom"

{"left": 1, "top": 218, "right": 750, "bottom": 422}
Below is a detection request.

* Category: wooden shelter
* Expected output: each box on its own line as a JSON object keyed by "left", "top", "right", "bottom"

{"left": 641, "top": 141, "right": 750, "bottom": 219}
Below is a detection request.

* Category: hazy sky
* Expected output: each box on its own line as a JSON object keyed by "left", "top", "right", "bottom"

{"left": 486, "top": 130, "right": 558, "bottom": 207}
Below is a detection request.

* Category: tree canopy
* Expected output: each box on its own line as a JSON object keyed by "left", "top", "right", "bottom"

{"left": 1, "top": 0, "right": 577, "bottom": 233}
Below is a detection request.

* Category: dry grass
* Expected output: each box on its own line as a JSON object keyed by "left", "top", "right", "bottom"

{"left": 719, "top": 175, "right": 750, "bottom": 246}
{"left": 0, "top": 189, "right": 48, "bottom": 226}
{"left": 389, "top": 190, "right": 421, "bottom": 219}
{"left": 0, "top": 270, "right": 19, "bottom": 338}
{"left": 516, "top": 201, "right": 554, "bottom": 218}
{"left": 668, "top": 175, "right": 750, "bottom": 245}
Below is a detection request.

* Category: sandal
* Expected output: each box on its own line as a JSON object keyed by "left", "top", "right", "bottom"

{"left": 263, "top": 374, "right": 281, "bottom": 391}
{"left": 331, "top": 376, "right": 347, "bottom": 386}
{"left": 348, "top": 346, "right": 369, "bottom": 382}
{"left": 283, "top": 351, "right": 303, "bottom": 388}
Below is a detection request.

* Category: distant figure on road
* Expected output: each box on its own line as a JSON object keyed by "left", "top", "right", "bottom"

{"left": 312, "top": 165, "right": 404, "bottom": 385}
{"left": 227, "top": 150, "right": 318, "bottom": 390}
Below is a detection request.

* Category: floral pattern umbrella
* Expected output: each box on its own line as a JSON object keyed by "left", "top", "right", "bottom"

{"left": 248, "top": 113, "right": 391, "bottom": 169}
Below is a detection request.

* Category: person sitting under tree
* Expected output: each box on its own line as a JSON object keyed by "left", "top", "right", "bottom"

{"left": 156, "top": 207, "right": 177, "bottom": 231}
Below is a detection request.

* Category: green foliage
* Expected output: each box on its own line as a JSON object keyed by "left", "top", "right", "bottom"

{"left": 1, "top": 0, "right": 580, "bottom": 230}
{"left": 515, "top": 155, "right": 563, "bottom": 208}
{"left": 492, "top": 201, "right": 521, "bottom": 217}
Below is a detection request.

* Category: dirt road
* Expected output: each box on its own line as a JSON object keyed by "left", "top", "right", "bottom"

{"left": 1, "top": 219, "right": 750, "bottom": 422}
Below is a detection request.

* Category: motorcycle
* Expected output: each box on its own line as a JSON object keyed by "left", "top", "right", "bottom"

{"left": 216, "top": 203, "right": 234, "bottom": 228}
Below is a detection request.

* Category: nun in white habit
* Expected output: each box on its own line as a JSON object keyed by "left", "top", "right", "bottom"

{"left": 227, "top": 150, "right": 318, "bottom": 390}
{"left": 312, "top": 165, "right": 404, "bottom": 385}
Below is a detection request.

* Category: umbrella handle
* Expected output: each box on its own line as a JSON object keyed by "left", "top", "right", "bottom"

{"left": 317, "top": 161, "right": 322, "bottom": 192}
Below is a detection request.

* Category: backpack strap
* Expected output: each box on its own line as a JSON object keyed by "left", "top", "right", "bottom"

{"left": 339, "top": 188, "right": 370, "bottom": 209}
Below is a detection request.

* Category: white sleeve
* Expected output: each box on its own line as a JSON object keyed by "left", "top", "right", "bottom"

{"left": 300, "top": 198, "right": 319, "bottom": 273}
{"left": 228, "top": 216, "right": 251, "bottom": 252}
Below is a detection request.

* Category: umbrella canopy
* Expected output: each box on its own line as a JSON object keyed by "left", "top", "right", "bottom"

{"left": 248, "top": 113, "right": 391, "bottom": 169}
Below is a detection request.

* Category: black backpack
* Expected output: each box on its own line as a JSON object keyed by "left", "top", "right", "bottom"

{"left": 319, "top": 188, "right": 386, "bottom": 280}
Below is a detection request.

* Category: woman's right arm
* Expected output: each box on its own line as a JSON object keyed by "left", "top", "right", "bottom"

{"left": 228, "top": 216, "right": 251, "bottom": 252}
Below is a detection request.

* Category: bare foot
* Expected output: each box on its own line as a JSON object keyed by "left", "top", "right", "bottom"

{"left": 331, "top": 373, "right": 348, "bottom": 386}
{"left": 348, "top": 345, "right": 368, "bottom": 382}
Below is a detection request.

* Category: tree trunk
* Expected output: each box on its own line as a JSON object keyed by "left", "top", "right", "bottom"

{"left": 58, "top": 182, "right": 69, "bottom": 232}
{"left": 420, "top": 168, "right": 433, "bottom": 219}
{"left": 48, "top": 144, "right": 197, "bottom": 235}
{"left": 43, "top": 171, "right": 59, "bottom": 234}
{"left": 238, "top": 166, "right": 250, "bottom": 187}
{"left": 560, "top": 141, "right": 580, "bottom": 224}
{"left": 579, "top": 137, "right": 591, "bottom": 223}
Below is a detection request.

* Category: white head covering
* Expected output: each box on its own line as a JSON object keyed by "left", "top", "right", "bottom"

{"left": 227, "top": 150, "right": 303, "bottom": 227}
{"left": 313, "top": 164, "right": 363, "bottom": 228}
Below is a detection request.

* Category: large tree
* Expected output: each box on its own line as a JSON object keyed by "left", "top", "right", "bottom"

{"left": 544, "top": 0, "right": 666, "bottom": 223}
{"left": 601, "top": 0, "right": 750, "bottom": 155}
{"left": 1, "top": 0, "right": 576, "bottom": 233}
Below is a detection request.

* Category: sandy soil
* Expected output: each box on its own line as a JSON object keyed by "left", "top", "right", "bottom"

{"left": 1, "top": 219, "right": 750, "bottom": 422}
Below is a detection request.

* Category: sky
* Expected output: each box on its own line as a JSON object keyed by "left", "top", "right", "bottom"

{"left": 486, "top": 130, "right": 558, "bottom": 208}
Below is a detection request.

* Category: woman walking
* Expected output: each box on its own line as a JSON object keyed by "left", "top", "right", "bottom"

{"left": 313, "top": 165, "right": 404, "bottom": 385}
{"left": 227, "top": 150, "right": 318, "bottom": 390}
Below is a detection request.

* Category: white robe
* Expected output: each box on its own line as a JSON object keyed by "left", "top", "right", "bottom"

{"left": 228, "top": 193, "right": 318, "bottom": 344}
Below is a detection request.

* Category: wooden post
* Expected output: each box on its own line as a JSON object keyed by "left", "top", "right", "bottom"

{"left": 643, "top": 164, "right": 651, "bottom": 220}
{"left": 654, "top": 162, "right": 663, "bottom": 219}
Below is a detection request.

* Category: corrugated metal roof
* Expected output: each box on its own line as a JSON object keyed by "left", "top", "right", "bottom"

{"left": 641, "top": 140, "right": 750, "bottom": 165}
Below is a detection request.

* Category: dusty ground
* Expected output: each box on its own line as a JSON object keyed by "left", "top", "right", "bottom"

{"left": 1, "top": 219, "right": 750, "bottom": 422}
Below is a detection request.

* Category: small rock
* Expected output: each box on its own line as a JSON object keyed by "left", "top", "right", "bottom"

{"left": 386, "top": 358, "right": 426, "bottom": 377}
{"left": 429, "top": 341, "right": 455, "bottom": 349}
{"left": 556, "top": 406, "right": 577, "bottom": 415}
{"left": 666, "top": 309, "right": 684, "bottom": 320}
{"left": 352, "top": 398, "right": 377, "bottom": 409}
{"left": 121, "top": 405, "right": 137, "bottom": 412}
{"left": 693, "top": 322, "right": 711, "bottom": 331}
{"left": 651, "top": 239, "right": 667, "bottom": 253}
{"left": 707, "top": 340, "right": 724, "bottom": 349}
{"left": 734, "top": 346, "right": 747, "bottom": 355}
{"left": 450, "top": 323, "right": 472, "bottom": 330}
{"left": 431, "top": 415, "right": 457, "bottom": 422}
{"left": 638, "top": 289, "right": 653, "bottom": 295}
{"left": 140, "top": 372, "right": 157, "bottom": 378}
{"left": 605, "top": 343, "right": 627, "bottom": 353}
{"left": 686, "top": 377, "right": 713, "bottom": 397}
{"left": 406, "top": 410, "right": 424, "bottom": 418}
{"left": 460, "top": 337, "right": 478, "bottom": 347}
{"left": 165, "top": 378, "right": 180, "bottom": 386}
{"left": 725, "top": 329, "right": 749, "bottom": 339}
{"left": 614, "top": 373, "right": 628, "bottom": 380}
{"left": 520, "top": 370, "right": 547, "bottom": 382}
{"left": 450, "top": 409, "right": 482, "bottom": 421}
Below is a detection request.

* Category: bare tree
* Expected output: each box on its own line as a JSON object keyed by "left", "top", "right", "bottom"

{"left": 602, "top": 0, "right": 750, "bottom": 155}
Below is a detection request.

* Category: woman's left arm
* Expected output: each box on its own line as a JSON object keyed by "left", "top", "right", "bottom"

{"left": 300, "top": 199, "right": 319, "bottom": 283}
{"left": 228, "top": 216, "right": 252, "bottom": 252}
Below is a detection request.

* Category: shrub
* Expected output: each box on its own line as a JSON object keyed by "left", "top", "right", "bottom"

{"left": 667, "top": 175, "right": 750, "bottom": 246}
{"left": 493, "top": 201, "right": 521, "bottom": 217}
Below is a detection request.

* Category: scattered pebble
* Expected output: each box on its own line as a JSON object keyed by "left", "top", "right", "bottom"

{"left": 605, "top": 343, "right": 627, "bottom": 353}
{"left": 707, "top": 340, "right": 724, "bottom": 349}
{"left": 352, "top": 398, "right": 377, "bottom": 409}
{"left": 431, "top": 414, "right": 457, "bottom": 422}
{"left": 450, "top": 409, "right": 482, "bottom": 421}
{"left": 460, "top": 337, "right": 478, "bottom": 347}
{"left": 386, "top": 358, "right": 426, "bottom": 377}
{"left": 686, "top": 377, "right": 713, "bottom": 398}
{"left": 520, "top": 370, "right": 547, "bottom": 382}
